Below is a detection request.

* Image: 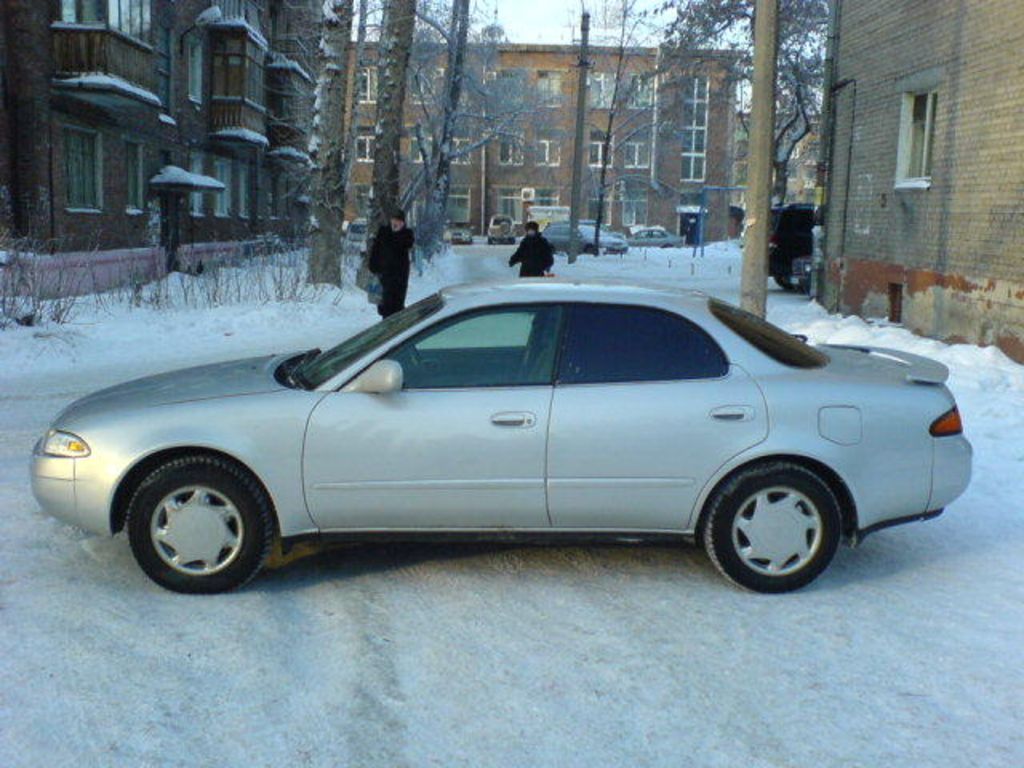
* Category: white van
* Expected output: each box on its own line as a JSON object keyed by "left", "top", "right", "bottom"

{"left": 527, "top": 205, "right": 571, "bottom": 231}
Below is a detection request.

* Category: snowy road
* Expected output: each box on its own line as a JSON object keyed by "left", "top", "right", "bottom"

{"left": 1, "top": 245, "right": 1022, "bottom": 767}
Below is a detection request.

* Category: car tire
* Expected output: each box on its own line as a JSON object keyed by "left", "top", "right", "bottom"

{"left": 127, "top": 455, "right": 275, "bottom": 594}
{"left": 702, "top": 462, "right": 841, "bottom": 593}
{"left": 583, "top": 244, "right": 597, "bottom": 255}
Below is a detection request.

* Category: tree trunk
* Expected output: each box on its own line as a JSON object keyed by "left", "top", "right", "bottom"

{"left": 307, "top": 3, "right": 353, "bottom": 285}
{"left": 370, "top": 0, "right": 417, "bottom": 238}
{"left": 772, "top": 158, "right": 789, "bottom": 204}
{"left": 417, "top": 0, "right": 472, "bottom": 259}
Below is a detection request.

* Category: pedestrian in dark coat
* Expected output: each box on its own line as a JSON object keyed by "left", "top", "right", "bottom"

{"left": 508, "top": 221, "right": 554, "bottom": 277}
{"left": 369, "top": 210, "right": 415, "bottom": 318}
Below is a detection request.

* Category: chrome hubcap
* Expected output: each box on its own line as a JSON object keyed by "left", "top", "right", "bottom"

{"left": 150, "top": 486, "right": 244, "bottom": 576}
{"left": 731, "top": 487, "right": 823, "bottom": 576}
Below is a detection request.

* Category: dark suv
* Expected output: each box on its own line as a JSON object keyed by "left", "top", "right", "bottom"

{"left": 769, "top": 204, "right": 815, "bottom": 291}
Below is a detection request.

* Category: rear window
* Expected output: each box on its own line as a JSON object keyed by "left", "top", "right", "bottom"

{"left": 708, "top": 298, "right": 828, "bottom": 369}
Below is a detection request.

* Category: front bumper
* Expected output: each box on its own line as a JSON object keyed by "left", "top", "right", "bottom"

{"left": 30, "top": 454, "right": 111, "bottom": 536}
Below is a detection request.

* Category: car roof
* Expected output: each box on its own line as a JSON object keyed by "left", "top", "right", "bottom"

{"left": 439, "top": 278, "right": 712, "bottom": 312}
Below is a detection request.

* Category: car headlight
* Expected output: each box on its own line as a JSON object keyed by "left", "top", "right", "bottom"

{"left": 38, "top": 430, "right": 91, "bottom": 458}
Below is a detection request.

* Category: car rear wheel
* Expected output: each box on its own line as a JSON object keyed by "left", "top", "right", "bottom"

{"left": 702, "top": 462, "right": 841, "bottom": 593}
{"left": 127, "top": 455, "right": 274, "bottom": 594}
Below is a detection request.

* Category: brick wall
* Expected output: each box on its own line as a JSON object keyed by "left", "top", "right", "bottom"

{"left": 825, "top": 0, "right": 1024, "bottom": 361}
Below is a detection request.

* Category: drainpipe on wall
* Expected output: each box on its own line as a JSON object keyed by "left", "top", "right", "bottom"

{"left": 817, "top": 0, "right": 842, "bottom": 310}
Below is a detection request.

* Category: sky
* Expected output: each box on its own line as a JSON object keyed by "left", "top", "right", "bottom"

{"left": 482, "top": 0, "right": 674, "bottom": 46}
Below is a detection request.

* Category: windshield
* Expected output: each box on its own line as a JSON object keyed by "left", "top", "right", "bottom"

{"left": 295, "top": 294, "right": 445, "bottom": 388}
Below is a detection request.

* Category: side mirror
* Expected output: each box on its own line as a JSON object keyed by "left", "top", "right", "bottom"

{"left": 344, "top": 360, "right": 403, "bottom": 394}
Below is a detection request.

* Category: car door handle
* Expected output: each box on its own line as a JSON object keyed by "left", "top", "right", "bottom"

{"left": 710, "top": 406, "right": 755, "bottom": 422}
{"left": 491, "top": 411, "right": 536, "bottom": 428}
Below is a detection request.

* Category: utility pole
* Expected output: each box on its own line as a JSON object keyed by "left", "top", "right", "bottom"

{"left": 740, "top": 0, "right": 779, "bottom": 317}
{"left": 568, "top": 11, "right": 590, "bottom": 264}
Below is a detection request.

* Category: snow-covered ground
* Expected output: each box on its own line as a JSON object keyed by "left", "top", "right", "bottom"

{"left": 1, "top": 243, "right": 1022, "bottom": 767}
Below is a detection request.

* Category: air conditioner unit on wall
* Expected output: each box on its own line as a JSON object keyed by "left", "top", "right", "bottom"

{"left": 521, "top": 187, "right": 536, "bottom": 202}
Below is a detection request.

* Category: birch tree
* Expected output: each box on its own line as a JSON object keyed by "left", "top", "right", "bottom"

{"left": 369, "top": 0, "right": 418, "bottom": 236}
{"left": 663, "top": 0, "right": 828, "bottom": 202}
{"left": 414, "top": 0, "right": 472, "bottom": 257}
{"left": 308, "top": 2, "right": 353, "bottom": 285}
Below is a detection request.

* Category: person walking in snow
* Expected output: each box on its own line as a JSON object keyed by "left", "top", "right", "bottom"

{"left": 508, "top": 221, "right": 554, "bottom": 278}
{"left": 369, "top": 209, "right": 415, "bottom": 318}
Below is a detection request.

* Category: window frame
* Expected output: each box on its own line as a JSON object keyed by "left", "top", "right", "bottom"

{"left": 680, "top": 75, "right": 709, "bottom": 183}
{"left": 124, "top": 140, "right": 144, "bottom": 213}
{"left": 63, "top": 126, "right": 103, "bottom": 212}
{"left": 498, "top": 139, "right": 524, "bottom": 166}
{"left": 356, "top": 133, "right": 374, "bottom": 163}
{"left": 237, "top": 162, "right": 251, "bottom": 219}
{"left": 213, "top": 157, "right": 232, "bottom": 217}
{"left": 623, "top": 140, "right": 650, "bottom": 169}
{"left": 555, "top": 302, "right": 730, "bottom": 386}
{"left": 189, "top": 151, "right": 205, "bottom": 216}
{"left": 357, "top": 67, "right": 378, "bottom": 104}
{"left": 381, "top": 303, "right": 567, "bottom": 391}
{"left": 895, "top": 90, "right": 938, "bottom": 189}
{"left": 536, "top": 138, "right": 561, "bottom": 167}
{"left": 186, "top": 34, "right": 203, "bottom": 104}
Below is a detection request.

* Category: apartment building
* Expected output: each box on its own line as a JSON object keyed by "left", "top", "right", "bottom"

{"left": 823, "top": 0, "right": 1024, "bottom": 361}
{"left": 345, "top": 43, "right": 737, "bottom": 239}
{"left": 1, "top": 0, "right": 316, "bottom": 283}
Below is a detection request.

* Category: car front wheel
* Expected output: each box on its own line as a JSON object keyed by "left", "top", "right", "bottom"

{"left": 702, "top": 462, "right": 841, "bottom": 593}
{"left": 127, "top": 455, "right": 274, "bottom": 594}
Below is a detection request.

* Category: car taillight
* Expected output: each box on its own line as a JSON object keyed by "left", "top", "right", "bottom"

{"left": 930, "top": 407, "right": 963, "bottom": 436}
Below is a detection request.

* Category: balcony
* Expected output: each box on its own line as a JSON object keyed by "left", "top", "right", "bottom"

{"left": 209, "top": 100, "right": 268, "bottom": 147}
{"left": 51, "top": 25, "right": 160, "bottom": 108}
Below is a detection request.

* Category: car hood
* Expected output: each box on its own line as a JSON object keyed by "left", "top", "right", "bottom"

{"left": 55, "top": 354, "right": 289, "bottom": 426}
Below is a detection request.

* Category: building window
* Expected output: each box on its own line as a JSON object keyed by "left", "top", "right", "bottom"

{"left": 63, "top": 128, "right": 101, "bottom": 210}
{"left": 536, "top": 138, "right": 561, "bottom": 167}
{"left": 534, "top": 188, "right": 559, "bottom": 206}
{"left": 588, "top": 189, "right": 607, "bottom": 222}
{"left": 354, "top": 184, "right": 371, "bottom": 217}
{"left": 357, "top": 67, "right": 377, "bottom": 103}
{"left": 214, "top": 158, "right": 232, "bottom": 216}
{"left": 62, "top": 1, "right": 151, "bottom": 40}
{"left": 447, "top": 186, "right": 471, "bottom": 224}
{"left": 621, "top": 183, "right": 648, "bottom": 227}
{"left": 156, "top": 24, "right": 172, "bottom": 108}
{"left": 681, "top": 75, "right": 708, "bottom": 182}
{"left": 629, "top": 74, "right": 654, "bottom": 109}
{"left": 237, "top": 163, "right": 250, "bottom": 219}
{"left": 499, "top": 140, "right": 523, "bottom": 166}
{"left": 588, "top": 131, "right": 609, "bottom": 167}
{"left": 497, "top": 187, "right": 523, "bottom": 222}
{"left": 624, "top": 140, "right": 650, "bottom": 169}
{"left": 411, "top": 135, "right": 433, "bottom": 163}
{"left": 187, "top": 35, "right": 203, "bottom": 104}
{"left": 212, "top": 36, "right": 265, "bottom": 106}
{"left": 897, "top": 90, "right": 937, "bottom": 185}
{"left": 589, "top": 72, "right": 613, "bottom": 109}
{"left": 451, "top": 137, "right": 471, "bottom": 165}
{"left": 189, "top": 152, "right": 204, "bottom": 216}
{"left": 125, "top": 141, "right": 144, "bottom": 212}
{"left": 537, "top": 71, "right": 563, "bottom": 106}
{"left": 356, "top": 133, "right": 374, "bottom": 163}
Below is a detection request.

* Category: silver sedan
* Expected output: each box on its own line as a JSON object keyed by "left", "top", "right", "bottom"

{"left": 31, "top": 281, "right": 972, "bottom": 593}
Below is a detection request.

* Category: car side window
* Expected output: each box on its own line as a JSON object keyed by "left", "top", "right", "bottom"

{"left": 388, "top": 305, "right": 563, "bottom": 389}
{"left": 558, "top": 304, "right": 728, "bottom": 384}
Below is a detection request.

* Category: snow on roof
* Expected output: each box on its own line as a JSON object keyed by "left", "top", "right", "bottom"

{"left": 148, "top": 165, "right": 225, "bottom": 192}
{"left": 267, "top": 146, "right": 311, "bottom": 164}
{"left": 208, "top": 19, "right": 269, "bottom": 50}
{"left": 211, "top": 128, "right": 270, "bottom": 147}
{"left": 267, "top": 55, "right": 314, "bottom": 84}
{"left": 158, "top": 113, "right": 177, "bottom": 126}
{"left": 52, "top": 74, "right": 162, "bottom": 107}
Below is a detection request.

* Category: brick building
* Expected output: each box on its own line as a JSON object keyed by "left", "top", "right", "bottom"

{"left": 823, "top": 0, "right": 1024, "bottom": 361}
{"left": 345, "top": 43, "right": 737, "bottom": 240}
{"left": 0, "top": 0, "right": 316, "bottom": 281}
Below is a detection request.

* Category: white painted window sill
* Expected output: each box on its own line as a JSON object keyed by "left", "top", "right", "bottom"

{"left": 125, "top": 207, "right": 145, "bottom": 216}
{"left": 65, "top": 207, "right": 102, "bottom": 214}
{"left": 894, "top": 178, "right": 931, "bottom": 190}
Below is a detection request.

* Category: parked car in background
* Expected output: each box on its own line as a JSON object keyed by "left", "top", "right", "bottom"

{"left": 343, "top": 218, "right": 368, "bottom": 258}
{"left": 544, "top": 222, "right": 629, "bottom": 255}
{"left": 789, "top": 256, "right": 813, "bottom": 294}
{"left": 31, "top": 282, "right": 971, "bottom": 594}
{"left": 444, "top": 224, "right": 474, "bottom": 245}
{"left": 487, "top": 215, "right": 518, "bottom": 245}
{"left": 627, "top": 226, "right": 687, "bottom": 249}
{"left": 527, "top": 205, "right": 571, "bottom": 231}
{"left": 769, "top": 204, "right": 815, "bottom": 290}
